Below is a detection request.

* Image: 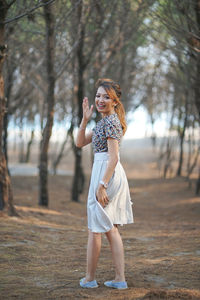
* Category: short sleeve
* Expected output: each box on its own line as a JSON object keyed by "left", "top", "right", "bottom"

{"left": 104, "top": 117, "right": 122, "bottom": 141}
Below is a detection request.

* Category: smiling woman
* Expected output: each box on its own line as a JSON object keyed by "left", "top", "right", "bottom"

{"left": 95, "top": 79, "right": 127, "bottom": 135}
{"left": 76, "top": 78, "right": 134, "bottom": 290}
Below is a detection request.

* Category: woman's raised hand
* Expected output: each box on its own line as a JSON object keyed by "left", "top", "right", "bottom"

{"left": 82, "top": 97, "right": 94, "bottom": 121}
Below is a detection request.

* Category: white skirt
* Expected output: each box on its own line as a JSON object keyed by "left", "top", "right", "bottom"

{"left": 87, "top": 152, "right": 134, "bottom": 233}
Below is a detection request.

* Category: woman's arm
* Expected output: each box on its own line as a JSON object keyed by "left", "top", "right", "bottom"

{"left": 76, "top": 97, "right": 93, "bottom": 148}
{"left": 76, "top": 121, "right": 93, "bottom": 148}
{"left": 96, "top": 138, "right": 119, "bottom": 207}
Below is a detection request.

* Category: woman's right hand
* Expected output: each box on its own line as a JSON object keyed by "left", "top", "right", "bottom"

{"left": 96, "top": 185, "right": 109, "bottom": 208}
{"left": 82, "top": 97, "right": 94, "bottom": 121}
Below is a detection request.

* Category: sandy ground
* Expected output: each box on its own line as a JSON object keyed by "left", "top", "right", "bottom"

{"left": 1, "top": 142, "right": 200, "bottom": 299}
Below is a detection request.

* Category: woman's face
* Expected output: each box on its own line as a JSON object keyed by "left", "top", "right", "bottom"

{"left": 95, "top": 86, "right": 116, "bottom": 117}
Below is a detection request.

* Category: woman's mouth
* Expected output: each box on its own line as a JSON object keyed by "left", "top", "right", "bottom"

{"left": 97, "top": 104, "right": 106, "bottom": 109}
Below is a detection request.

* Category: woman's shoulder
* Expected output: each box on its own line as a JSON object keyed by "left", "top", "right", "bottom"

{"left": 93, "top": 113, "right": 122, "bottom": 133}
{"left": 103, "top": 113, "right": 121, "bottom": 128}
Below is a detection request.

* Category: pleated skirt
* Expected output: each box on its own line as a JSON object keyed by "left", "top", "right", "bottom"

{"left": 87, "top": 152, "right": 134, "bottom": 233}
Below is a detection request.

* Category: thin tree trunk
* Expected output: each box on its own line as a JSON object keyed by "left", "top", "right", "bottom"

{"left": 186, "top": 121, "right": 200, "bottom": 184}
{"left": 187, "top": 146, "right": 200, "bottom": 178}
{"left": 18, "top": 125, "right": 25, "bottom": 163}
{"left": 176, "top": 130, "right": 185, "bottom": 177}
{"left": 194, "top": 0, "right": 200, "bottom": 119}
{"left": 39, "top": 1, "right": 55, "bottom": 206}
{"left": 25, "top": 129, "right": 34, "bottom": 163}
{"left": 0, "top": 1, "right": 17, "bottom": 215}
{"left": 194, "top": 0, "right": 200, "bottom": 195}
{"left": 196, "top": 166, "right": 200, "bottom": 195}
{"left": 72, "top": 67, "right": 85, "bottom": 202}
{"left": 52, "top": 129, "right": 70, "bottom": 175}
{"left": 72, "top": 1, "right": 85, "bottom": 202}
{"left": 3, "top": 106, "right": 9, "bottom": 163}
{"left": 176, "top": 98, "right": 188, "bottom": 176}
{"left": 163, "top": 139, "right": 172, "bottom": 178}
{"left": 3, "top": 58, "right": 15, "bottom": 165}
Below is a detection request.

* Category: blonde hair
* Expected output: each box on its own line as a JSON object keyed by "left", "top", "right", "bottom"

{"left": 95, "top": 78, "right": 127, "bottom": 135}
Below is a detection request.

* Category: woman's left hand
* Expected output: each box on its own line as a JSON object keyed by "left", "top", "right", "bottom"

{"left": 96, "top": 185, "right": 109, "bottom": 208}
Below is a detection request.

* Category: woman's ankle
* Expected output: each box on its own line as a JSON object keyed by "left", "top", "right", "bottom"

{"left": 85, "top": 274, "right": 95, "bottom": 282}
{"left": 114, "top": 275, "right": 125, "bottom": 282}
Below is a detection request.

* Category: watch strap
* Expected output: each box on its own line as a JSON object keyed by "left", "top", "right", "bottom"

{"left": 99, "top": 180, "right": 108, "bottom": 189}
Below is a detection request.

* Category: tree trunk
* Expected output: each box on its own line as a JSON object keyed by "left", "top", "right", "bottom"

{"left": 72, "top": 67, "right": 85, "bottom": 202}
{"left": 176, "top": 132, "right": 184, "bottom": 177}
{"left": 39, "top": 1, "right": 55, "bottom": 206}
{"left": 193, "top": 0, "right": 200, "bottom": 196}
{"left": 52, "top": 128, "right": 70, "bottom": 175}
{"left": 71, "top": 2, "right": 85, "bottom": 202}
{"left": 3, "top": 59, "right": 14, "bottom": 164}
{"left": 194, "top": 0, "right": 200, "bottom": 119}
{"left": 176, "top": 97, "right": 188, "bottom": 176}
{"left": 25, "top": 129, "right": 34, "bottom": 163}
{"left": 196, "top": 166, "right": 200, "bottom": 195}
{"left": 3, "top": 105, "right": 9, "bottom": 163}
{"left": 163, "top": 139, "right": 172, "bottom": 178}
{"left": 18, "top": 125, "right": 25, "bottom": 163}
{"left": 0, "top": 1, "right": 17, "bottom": 215}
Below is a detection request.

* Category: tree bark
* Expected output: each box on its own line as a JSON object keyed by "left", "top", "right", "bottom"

{"left": 3, "top": 60, "right": 14, "bottom": 164}
{"left": 25, "top": 129, "right": 34, "bottom": 163}
{"left": 71, "top": 1, "right": 85, "bottom": 202}
{"left": 196, "top": 166, "right": 200, "bottom": 195}
{"left": 72, "top": 64, "right": 85, "bottom": 202}
{"left": 193, "top": 0, "right": 200, "bottom": 195}
{"left": 163, "top": 138, "right": 173, "bottom": 178}
{"left": 52, "top": 124, "right": 72, "bottom": 175}
{"left": 176, "top": 98, "right": 188, "bottom": 176}
{"left": 39, "top": 1, "right": 55, "bottom": 206}
{"left": 194, "top": 0, "right": 200, "bottom": 119}
{"left": 0, "top": 1, "right": 16, "bottom": 215}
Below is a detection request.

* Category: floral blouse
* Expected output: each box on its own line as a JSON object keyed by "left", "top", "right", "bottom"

{"left": 92, "top": 113, "right": 123, "bottom": 153}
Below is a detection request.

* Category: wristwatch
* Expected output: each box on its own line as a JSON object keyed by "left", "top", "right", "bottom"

{"left": 99, "top": 180, "right": 108, "bottom": 189}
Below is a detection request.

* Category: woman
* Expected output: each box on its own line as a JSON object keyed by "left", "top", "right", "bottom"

{"left": 76, "top": 78, "right": 134, "bottom": 289}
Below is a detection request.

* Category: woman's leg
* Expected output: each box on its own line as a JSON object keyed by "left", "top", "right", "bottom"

{"left": 84, "top": 230, "right": 102, "bottom": 282}
{"left": 105, "top": 225, "right": 125, "bottom": 282}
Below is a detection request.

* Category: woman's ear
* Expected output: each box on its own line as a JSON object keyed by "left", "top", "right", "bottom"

{"left": 113, "top": 100, "right": 117, "bottom": 107}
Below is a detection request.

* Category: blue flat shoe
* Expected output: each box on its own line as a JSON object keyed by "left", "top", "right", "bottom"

{"left": 104, "top": 280, "right": 128, "bottom": 289}
{"left": 80, "top": 278, "right": 98, "bottom": 288}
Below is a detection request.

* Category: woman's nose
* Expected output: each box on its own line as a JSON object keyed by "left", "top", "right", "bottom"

{"left": 99, "top": 96, "right": 104, "bottom": 101}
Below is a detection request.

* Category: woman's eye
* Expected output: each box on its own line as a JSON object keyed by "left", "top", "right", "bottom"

{"left": 95, "top": 95, "right": 110, "bottom": 99}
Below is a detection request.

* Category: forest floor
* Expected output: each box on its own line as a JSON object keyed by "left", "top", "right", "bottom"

{"left": 1, "top": 146, "right": 200, "bottom": 299}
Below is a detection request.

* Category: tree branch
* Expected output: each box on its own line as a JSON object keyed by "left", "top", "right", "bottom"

{"left": 56, "top": 40, "right": 79, "bottom": 80}
{"left": 7, "top": 0, "right": 16, "bottom": 8}
{"left": 1, "top": 0, "right": 56, "bottom": 25}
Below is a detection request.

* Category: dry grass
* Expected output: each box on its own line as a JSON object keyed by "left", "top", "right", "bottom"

{"left": 1, "top": 148, "right": 200, "bottom": 299}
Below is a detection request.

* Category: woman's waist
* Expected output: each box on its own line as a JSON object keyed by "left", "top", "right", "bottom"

{"left": 94, "top": 152, "right": 120, "bottom": 161}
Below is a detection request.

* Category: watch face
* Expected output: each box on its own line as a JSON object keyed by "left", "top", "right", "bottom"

{"left": 100, "top": 180, "right": 107, "bottom": 188}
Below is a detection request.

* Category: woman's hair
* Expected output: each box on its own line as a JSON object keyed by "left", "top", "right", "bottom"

{"left": 95, "top": 78, "right": 127, "bottom": 135}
